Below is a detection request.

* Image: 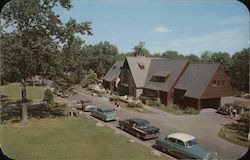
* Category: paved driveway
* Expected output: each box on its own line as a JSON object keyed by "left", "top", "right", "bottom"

{"left": 67, "top": 92, "right": 248, "bottom": 159}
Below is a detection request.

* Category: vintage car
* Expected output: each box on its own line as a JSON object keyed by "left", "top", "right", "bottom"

{"left": 91, "top": 106, "right": 118, "bottom": 121}
{"left": 73, "top": 100, "right": 95, "bottom": 111}
{"left": 217, "top": 103, "right": 244, "bottom": 115}
{"left": 119, "top": 118, "right": 160, "bottom": 140}
{"left": 156, "top": 133, "right": 217, "bottom": 160}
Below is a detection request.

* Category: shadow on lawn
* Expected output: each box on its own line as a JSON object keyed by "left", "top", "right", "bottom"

{"left": 1, "top": 95, "right": 68, "bottom": 123}
{"left": 223, "top": 122, "right": 249, "bottom": 139}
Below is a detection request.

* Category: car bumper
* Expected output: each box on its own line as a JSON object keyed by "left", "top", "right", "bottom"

{"left": 143, "top": 132, "right": 160, "bottom": 139}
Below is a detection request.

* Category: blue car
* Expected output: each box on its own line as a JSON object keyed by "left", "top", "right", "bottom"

{"left": 91, "top": 106, "right": 118, "bottom": 122}
{"left": 156, "top": 133, "right": 217, "bottom": 160}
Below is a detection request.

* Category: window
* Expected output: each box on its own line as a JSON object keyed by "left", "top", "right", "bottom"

{"left": 150, "top": 76, "right": 166, "bottom": 82}
{"left": 212, "top": 80, "right": 226, "bottom": 86}
{"left": 176, "top": 140, "right": 185, "bottom": 147}
{"left": 168, "top": 138, "right": 176, "bottom": 143}
{"left": 138, "top": 62, "right": 145, "bottom": 69}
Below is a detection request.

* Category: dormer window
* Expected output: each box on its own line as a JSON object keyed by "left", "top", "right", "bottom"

{"left": 150, "top": 71, "right": 171, "bottom": 83}
{"left": 138, "top": 62, "right": 145, "bottom": 69}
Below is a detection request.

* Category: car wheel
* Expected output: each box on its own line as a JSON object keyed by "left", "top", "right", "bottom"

{"left": 120, "top": 124, "right": 124, "bottom": 130}
{"left": 136, "top": 133, "right": 140, "bottom": 139}
{"left": 162, "top": 147, "right": 167, "bottom": 153}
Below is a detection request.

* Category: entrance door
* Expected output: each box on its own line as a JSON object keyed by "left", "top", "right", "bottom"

{"left": 160, "top": 91, "right": 168, "bottom": 105}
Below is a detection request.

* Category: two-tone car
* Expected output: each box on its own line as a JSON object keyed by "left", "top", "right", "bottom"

{"left": 91, "top": 106, "right": 118, "bottom": 122}
{"left": 119, "top": 118, "right": 160, "bottom": 140}
{"left": 73, "top": 100, "right": 96, "bottom": 111}
{"left": 156, "top": 132, "right": 217, "bottom": 160}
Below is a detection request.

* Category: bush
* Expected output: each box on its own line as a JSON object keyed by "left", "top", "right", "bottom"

{"left": 127, "top": 102, "right": 143, "bottom": 108}
{"left": 43, "top": 89, "right": 54, "bottom": 104}
{"left": 139, "top": 96, "right": 150, "bottom": 104}
{"left": 184, "top": 107, "right": 199, "bottom": 115}
{"left": 147, "top": 99, "right": 161, "bottom": 107}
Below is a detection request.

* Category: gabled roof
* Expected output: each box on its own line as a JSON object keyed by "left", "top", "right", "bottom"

{"left": 126, "top": 56, "right": 153, "bottom": 88}
{"left": 144, "top": 59, "right": 190, "bottom": 92}
{"left": 103, "top": 60, "right": 124, "bottom": 82}
{"left": 175, "top": 63, "right": 220, "bottom": 99}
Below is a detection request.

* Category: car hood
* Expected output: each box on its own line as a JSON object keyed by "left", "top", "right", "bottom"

{"left": 188, "top": 145, "right": 217, "bottom": 159}
{"left": 141, "top": 126, "right": 160, "bottom": 134}
{"left": 103, "top": 111, "right": 117, "bottom": 117}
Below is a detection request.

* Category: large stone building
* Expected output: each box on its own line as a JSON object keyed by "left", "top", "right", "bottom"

{"left": 103, "top": 56, "right": 234, "bottom": 109}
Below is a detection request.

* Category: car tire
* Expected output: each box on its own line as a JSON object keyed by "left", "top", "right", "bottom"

{"left": 120, "top": 124, "right": 124, "bottom": 130}
{"left": 162, "top": 147, "right": 167, "bottom": 153}
{"left": 136, "top": 132, "right": 140, "bottom": 139}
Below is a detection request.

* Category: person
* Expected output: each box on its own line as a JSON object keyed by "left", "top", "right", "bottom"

{"left": 232, "top": 108, "right": 237, "bottom": 118}
{"left": 114, "top": 98, "right": 120, "bottom": 111}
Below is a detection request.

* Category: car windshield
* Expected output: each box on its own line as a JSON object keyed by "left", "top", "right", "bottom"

{"left": 137, "top": 122, "right": 150, "bottom": 129}
{"left": 103, "top": 109, "right": 113, "bottom": 113}
{"left": 186, "top": 139, "right": 198, "bottom": 147}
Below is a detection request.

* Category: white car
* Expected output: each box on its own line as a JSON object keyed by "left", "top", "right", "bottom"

{"left": 83, "top": 104, "right": 97, "bottom": 112}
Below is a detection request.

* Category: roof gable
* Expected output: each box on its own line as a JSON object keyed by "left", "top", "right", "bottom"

{"left": 175, "top": 63, "right": 220, "bottom": 99}
{"left": 145, "top": 59, "right": 190, "bottom": 92}
{"left": 103, "top": 60, "right": 124, "bottom": 82}
{"left": 126, "top": 56, "right": 152, "bottom": 88}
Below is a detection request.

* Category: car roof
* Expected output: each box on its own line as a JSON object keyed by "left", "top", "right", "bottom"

{"left": 129, "top": 118, "right": 149, "bottom": 124}
{"left": 167, "top": 133, "right": 196, "bottom": 142}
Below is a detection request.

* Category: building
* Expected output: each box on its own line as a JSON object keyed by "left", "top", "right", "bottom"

{"left": 103, "top": 60, "right": 124, "bottom": 92}
{"left": 103, "top": 56, "right": 234, "bottom": 109}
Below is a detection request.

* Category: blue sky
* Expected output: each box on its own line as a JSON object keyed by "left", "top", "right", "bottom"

{"left": 54, "top": 0, "right": 249, "bottom": 55}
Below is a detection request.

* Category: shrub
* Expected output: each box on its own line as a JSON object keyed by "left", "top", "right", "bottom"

{"left": 147, "top": 99, "right": 161, "bottom": 107}
{"left": 184, "top": 107, "right": 199, "bottom": 115}
{"left": 127, "top": 102, "right": 143, "bottom": 108}
{"left": 139, "top": 96, "right": 150, "bottom": 104}
{"left": 43, "top": 89, "right": 54, "bottom": 104}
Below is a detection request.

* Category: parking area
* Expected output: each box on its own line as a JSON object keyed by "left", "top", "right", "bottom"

{"left": 67, "top": 92, "right": 249, "bottom": 159}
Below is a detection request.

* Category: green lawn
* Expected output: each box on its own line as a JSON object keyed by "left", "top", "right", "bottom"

{"left": 0, "top": 117, "right": 169, "bottom": 160}
{"left": 0, "top": 83, "right": 44, "bottom": 101}
{"left": 218, "top": 123, "right": 250, "bottom": 148}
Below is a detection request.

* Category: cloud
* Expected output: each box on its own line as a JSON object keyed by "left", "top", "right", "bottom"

{"left": 167, "top": 29, "right": 248, "bottom": 54}
{"left": 152, "top": 27, "right": 172, "bottom": 33}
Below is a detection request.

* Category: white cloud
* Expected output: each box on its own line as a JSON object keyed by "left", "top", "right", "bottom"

{"left": 152, "top": 27, "right": 172, "bottom": 33}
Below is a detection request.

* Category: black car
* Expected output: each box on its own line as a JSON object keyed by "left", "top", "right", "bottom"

{"left": 119, "top": 118, "right": 160, "bottom": 140}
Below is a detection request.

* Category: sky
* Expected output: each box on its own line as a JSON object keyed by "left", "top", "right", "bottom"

{"left": 54, "top": 0, "right": 249, "bottom": 55}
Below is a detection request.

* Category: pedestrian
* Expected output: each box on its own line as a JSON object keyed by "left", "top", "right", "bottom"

{"left": 114, "top": 98, "right": 120, "bottom": 111}
{"left": 232, "top": 108, "right": 237, "bottom": 118}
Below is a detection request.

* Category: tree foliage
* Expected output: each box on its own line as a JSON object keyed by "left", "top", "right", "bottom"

{"left": 133, "top": 42, "right": 150, "bottom": 57}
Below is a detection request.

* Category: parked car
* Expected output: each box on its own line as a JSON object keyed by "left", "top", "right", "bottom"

{"left": 73, "top": 100, "right": 95, "bottom": 111}
{"left": 119, "top": 118, "right": 160, "bottom": 140}
{"left": 156, "top": 132, "right": 217, "bottom": 160}
{"left": 91, "top": 106, "right": 118, "bottom": 122}
{"left": 217, "top": 103, "right": 245, "bottom": 115}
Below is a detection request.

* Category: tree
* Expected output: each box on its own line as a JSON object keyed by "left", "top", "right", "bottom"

{"left": 133, "top": 42, "right": 151, "bottom": 57}
{"left": 161, "top": 50, "right": 184, "bottom": 59}
{"left": 43, "top": 89, "right": 54, "bottom": 104}
{"left": 200, "top": 51, "right": 212, "bottom": 62}
{"left": 185, "top": 54, "right": 200, "bottom": 63}
{"left": 83, "top": 41, "right": 119, "bottom": 77}
{"left": 0, "top": 0, "right": 92, "bottom": 123}
{"left": 82, "top": 69, "right": 97, "bottom": 87}
{"left": 229, "top": 48, "right": 249, "bottom": 92}
{"left": 210, "top": 52, "right": 232, "bottom": 74}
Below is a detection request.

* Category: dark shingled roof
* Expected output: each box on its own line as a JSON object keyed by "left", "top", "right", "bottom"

{"left": 103, "top": 60, "right": 124, "bottom": 82}
{"left": 175, "top": 63, "right": 220, "bottom": 99}
{"left": 144, "top": 59, "right": 190, "bottom": 92}
{"left": 126, "top": 56, "right": 153, "bottom": 88}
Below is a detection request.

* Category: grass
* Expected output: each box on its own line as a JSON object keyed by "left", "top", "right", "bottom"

{"left": 0, "top": 117, "right": 169, "bottom": 160}
{"left": 120, "top": 101, "right": 154, "bottom": 114}
{"left": 159, "top": 104, "right": 199, "bottom": 115}
{"left": 0, "top": 83, "right": 44, "bottom": 101}
{"left": 218, "top": 122, "right": 250, "bottom": 148}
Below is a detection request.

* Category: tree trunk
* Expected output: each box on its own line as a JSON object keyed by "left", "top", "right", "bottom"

{"left": 21, "top": 79, "right": 28, "bottom": 123}
{"left": 22, "top": 103, "right": 28, "bottom": 122}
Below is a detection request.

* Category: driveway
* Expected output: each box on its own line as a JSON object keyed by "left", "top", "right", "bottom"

{"left": 67, "top": 92, "right": 248, "bottom": 159}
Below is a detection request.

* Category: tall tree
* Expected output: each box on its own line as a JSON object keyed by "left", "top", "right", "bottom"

{"left": 83, "top": 41, "right": 119, "bottom": 77}
{"left": 0, "top": 0, "right": 92, "bottom": 123}
{"left": 133, "top": 42, "right": 151, "bottom": 57}
{"left": 185, "top": 54, "right": 200, "bottom": 62}
{"left": 210, "top": 52, "right": 232, "bottom": 74}
{"left": 230, "top": 48, "right": 249, "bottom": 92}
{"left": 200, "top": 51, "right": 212, "bottom": 62}
{"left": 162, "top": 50, "right": 184, "bottom": 58}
